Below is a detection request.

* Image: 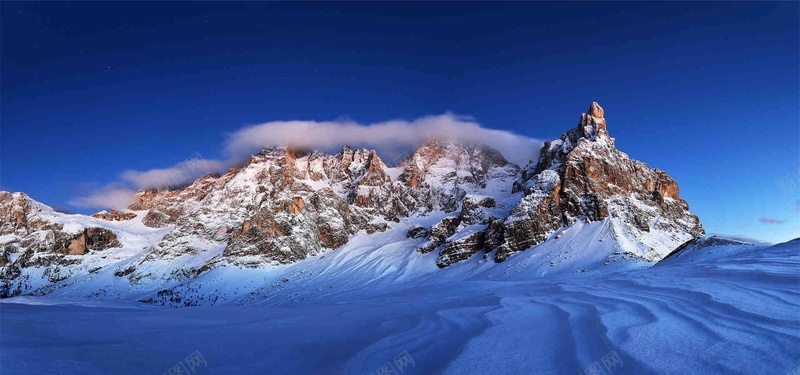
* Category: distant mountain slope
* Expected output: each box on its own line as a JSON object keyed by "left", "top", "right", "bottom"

{"left": 657, "top": 235, "right": 758, "bottom": 265}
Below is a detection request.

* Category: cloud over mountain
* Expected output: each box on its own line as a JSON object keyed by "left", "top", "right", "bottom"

{"left": 70, "top": 114, "right": 542, "bottom": 210}
{"left": 224, "top": 114, "right": 544, "bottom": 167}
{"left": 121, "top": 159, "right": 226, "bottom": 190}
{"left": 68, "top": 184, "right": 138, "bottom": 210}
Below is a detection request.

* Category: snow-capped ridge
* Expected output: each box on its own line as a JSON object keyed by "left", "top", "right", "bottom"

{"left": 1, "top": 102, "right": 707, "bottom": 303}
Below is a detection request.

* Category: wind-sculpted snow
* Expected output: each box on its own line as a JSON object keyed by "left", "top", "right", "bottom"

{"left": 1, "top": 240, "right": 797, "bottom": 374}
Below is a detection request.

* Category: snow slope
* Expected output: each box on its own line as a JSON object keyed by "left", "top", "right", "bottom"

{"left": 2, "top": 239, "right": 798, "bottom": 375}
{"left": 14, "top": 213, "right": 673, "bottom": 306}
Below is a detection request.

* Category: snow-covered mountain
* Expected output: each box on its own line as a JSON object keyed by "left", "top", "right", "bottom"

{"left": 1, "top": 102, "right": 706, "bottom": 302}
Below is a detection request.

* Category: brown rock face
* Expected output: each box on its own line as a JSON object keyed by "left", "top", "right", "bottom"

{"left": 91, "top": 210, "right": 136, "bottom": 221}
{"left": 54, "top": 228, "right": 121, "bottom": 255}
{"left": 483, "top": 219, "right": 505, "bottom": 254}
{"left": 312, "top": 190, "right": 354, "bottom": 248}
{"left": 66, "top": 235, "right": 86, "bottom": 255}
{"left": 655, "top": 171, "right": 680, "bottom": 200}
{"left": 287, "top": 197, "right": 305, "bottom": 214}
{"left": 0, "top": 192, "right": 29, "bottom": 232}
{"left": 0, "top": 192, "right": 61, "bottom": 236}
{"left": 588, "top": 101, "right": 604, "bottom": 119}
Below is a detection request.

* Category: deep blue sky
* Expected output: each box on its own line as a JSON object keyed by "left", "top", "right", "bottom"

{"left": 2, "top": 2, "right": 798, "bottom": 243}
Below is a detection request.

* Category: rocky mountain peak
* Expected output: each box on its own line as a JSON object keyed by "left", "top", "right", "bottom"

{"left": 337, "top": 146, "right": 385, "bottom": 178}
{"left": 500, "top": 102, "right": 702, "bottom": 262}
{"left": 588, "top": 101, "right": 604, "bottom": 119}
{"left": 0, "top": 192, "right": 43, "bottom": 236}
{"left": 576, "top": 100, "right": 609, "bottom": 142}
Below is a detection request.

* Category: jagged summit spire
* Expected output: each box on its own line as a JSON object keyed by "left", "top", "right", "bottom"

{"left": 588, "top": 101, "right": 604, "bottom": 119}
{"left": 577, "top": 101, "right": 608, "bottom": 140}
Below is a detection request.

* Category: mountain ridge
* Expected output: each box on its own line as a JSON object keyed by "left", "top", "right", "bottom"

{"left": 0, "top": 102, "right": 705, "bottom": 301}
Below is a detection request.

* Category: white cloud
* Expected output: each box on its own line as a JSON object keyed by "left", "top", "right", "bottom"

{"left": 70, "top": 158, "right": 225, "bottom": 210}
{"left": 121, "top": 158, "right": 226, "bottom": 190}
{"left": 224, "top": 114, "right": 544, "bottom": 167}
{"left": 69, "top": 113, "right": 545, "bottom": 210}
{"left": 68, "top": 185, "right": 137, "bottom": 210}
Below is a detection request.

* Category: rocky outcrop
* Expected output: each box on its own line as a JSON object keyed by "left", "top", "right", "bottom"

{"left": 416, "top": 195, "right": 499, "bottom": 266}
{"left": 496, "top": 171, "right": 563, "bottom": 262}
{"left": 416, "top": 216, "right": 460, "bottom": 254}
{"left": 437, "top": 230, "right": 486, "bottom": 268}
{"left": 588, "top": 101, "right": 604, "bottom": 119}
{"left": 459, "top": 195, "right": 497, "bottom": 226}
{"left": 0, "top": 244, "right": 14, "bottom": 268}
{"left": 406, "top": 225, "right": 429, "bottom": 239}
{"left": 53, "top": 228, "right": 121, "bottom": 255}
{"left": 91, "top": 210, "right": 136, "bottom": 221}
{"left": 0, "top": 192, "right": 62, "bottom": 236}
{"left": 0, "top": 192, "right": 34, "bottom": 235}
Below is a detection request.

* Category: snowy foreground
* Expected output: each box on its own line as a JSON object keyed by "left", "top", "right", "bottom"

{"left": 1, "top": 239, "right": 798, "bottom": 375}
